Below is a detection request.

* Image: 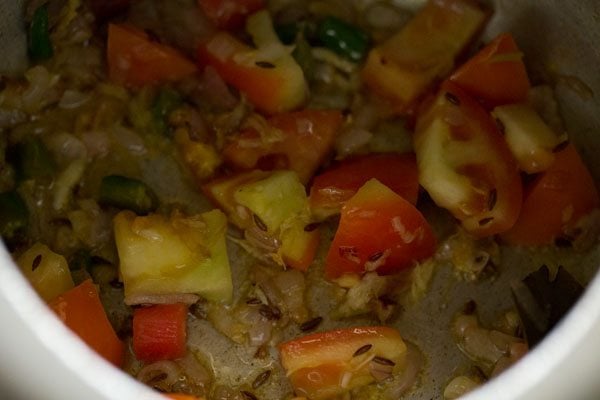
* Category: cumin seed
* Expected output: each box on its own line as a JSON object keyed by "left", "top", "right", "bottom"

{"left": 246, "top": 297, "right": 262, "bottom": 305}
{"left": 31, "top": 254, "right": 42, "bottom": 271}
{"left": 445, "top": 92, "right": 460, "bottom": 105}
{"left": 304, "top": 222, "right": 320, "bottom": 232}
{"left": 553, "top": 140, "right": 569, "bottom": 153}
{"left": 254, "top": 345, "right": 268, "bottom": 359}
{"left": 253, "top": 214, "right": 268, "bottom": 232}
{"left": 368, "top": 251, "right": 384, "bottom": 262}
{"left": 487, "top": 188, "right": 497, "bottom": 211}
{"left": 252, "top": 370, "right": 271, "bottom": 389}
{"left": 241, "top": 390, "right": 259, "bottom": 400}
{"left": 478, "top": 217, "right": 494, "bottom": 226}
{"left": 255, "top": 61, "right": 275, "bottom": 69}
{"left": 353, "top": 344, "right": 373, "bottom": 357}
{"left": 372, "top": 356, "right": 395, "bottom": 366}
{"left": 299, "top": 316, "right": 322, "bottom": 332}
{"left": 259, "top": 304, "right": 281, "bottom": 320}
{"left": 109, "top": 279, "right": 124, "bottom": 289}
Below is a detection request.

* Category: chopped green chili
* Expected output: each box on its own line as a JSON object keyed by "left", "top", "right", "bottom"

{"left": 0, "top": 191, "right": 29, "bottom": 242}
{"left": 98, "top": 175, "right": 158, "bottom": 215}
{"left": 14, "top": 137, "right": 56, "bottom": 181}
{"left": 317, "top": 16, "right": 369, "bottom": 62}
{"left": 28, "top": 4, "right": 54, "bottom": 63}
{"left": 151, "top": 87, "right": 183, "bottom": 136}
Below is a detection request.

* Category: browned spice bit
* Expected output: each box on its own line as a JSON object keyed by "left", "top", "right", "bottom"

{"left": 253, "top": 214, "right": 268, "bottom": 232}
{"left": 304, "top": 222, "right": 320, "bottom": 232}
{"left": 259, "top": 304, "right": 281, "bottom": 320}
{"left": 495, "top": 118, "right": 506, "bottom": 134}
{"left": 372, "top": 356, "right": 396, "bottom": 366}
{"left": 353, "top": 343, "right": 373, "bottom": 357}
{"left": 553, "top": 140, "right": 569, "bottom": 153}
{"left": 241, "top": 390, "right": 259, "bottom": 400}
{"left": 246, "top": 297, "right": 263, "bottom": 305}
{"left": 189, "top": 300, "right": 208, "bottom": 319}
{"left": 109, "top": 279, "right": 124, "bottom": 289}
{"left": 368, "top": 251, "right": 384, "bottom": 262}
{"left": 254, "top": 345, "right": 268, "bottom": 359}
{"left": 299, "top": 316, "right": 323, "bottom": 332}
{"left": 252, "top": 370, "right": 272, "bottom": 389}
{"left": 487, "top": 188, "right": 497, "bottom": 211}
{"left": 463, "top": 299, "right": 477, "bottom": 315}
{"left": 445, "top": 91, "right": 460, "bottom": 105}
{"left": 478, "top": 217, "right": 494, "bottom": 226}
{"left": 31, "top": 254, "right": 43, "bottom": 271}
{"left": 255, "top": 61, "right": 275, "bottom": 69}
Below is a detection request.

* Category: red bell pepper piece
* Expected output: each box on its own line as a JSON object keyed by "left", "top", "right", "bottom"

{"left": 309, "top": 153, "right": 419, "bottom": 220}
{"left": 450, "top": 33, "right": 531, "bottom": 108}
{"left": 325, "top": 179, "right": 436, "bottom": 280}
{"left": 48, "top": 279, "right": 124, "bottom": 367}
{"left": 133, "top": 303, "right": 188, "bottom": 362}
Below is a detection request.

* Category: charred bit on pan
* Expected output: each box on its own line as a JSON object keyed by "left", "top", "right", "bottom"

{"left": 31, "top": 254, "right": 42, "bottom": 271}
{"left": 189, "top": 299, "right": 208, "bottom": 319}
{"left": 299, "top": 316, "right": 323, "bottom": 332}
{"left": 353, "top": 343, "right": 373, "bottom": 357}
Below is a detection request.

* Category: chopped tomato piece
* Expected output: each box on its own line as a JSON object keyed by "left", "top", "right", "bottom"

{"left": 107, "top": 24, "right": 197, "bottom": 87}
{"left": 278, "top": 326, "right": 407, "bottom": 400}
{"left": 48, "top": 279, "right": 124, "bottom": 367}
{"left": 362, "top": 0, "right": 488, "bottom": 113}
{"left": 164, "top": 395, "right": 205, "bottom": 400}
{"left": 502, "top": 144, "right": 600, "bottom": 245}
{"left": 325, "top": 179, "right": 436, "bottom": 280}
{"left": 309, "top": 153, "right": 419, "bottom": 220}
{"left": 198, "top": 0, "right": 264, "bottom": 28}
{"left": 133, "top": 303, "right": 188, "bottom": 362}
{"left": 223, "top": 110, "right": 342, "bottom": 184}
{"left": 414, "top": 80, "right": 522, "bottom": 237}
{"left": 198, "top": 10, "right": 307, "bottom": 114}
{"left": 450, "top": 33, "right": 531, "bottom": 108}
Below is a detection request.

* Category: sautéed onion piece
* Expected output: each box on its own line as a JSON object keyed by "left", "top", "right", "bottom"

{"left": 0, "top": 0, "right": 599, "bottom": 399}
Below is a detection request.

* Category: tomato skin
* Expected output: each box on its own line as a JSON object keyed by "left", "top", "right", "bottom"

{"left": 278, "top": 326, "right": 406, "bottom": 400}
{"left": 133, "top": 303, "right": 188, "bottom": 362}
{"left": 325, "top": 179, "right": 436, "bottom": 280}
{"left": 223, "top": 110, "right": 343, "bottom": 184}
{"left": 107, "top": 24, "right": 197, "bottom": 87}
{"left": 48, "top": 280, "right": 124, "bottom": 367}
{"left": 198, "top": 0, "right": 264, "bottom": 28}
{"left": 502, "top": 144, "right": 600, "bottom": 245}
{"left": 414, "top": 80, "right": 522, "bottom": 237}
{"left": 309, "top": 153, "right": 419, "bottom": 220}
{"left": 450, "top": 33, "right": 531, "bottom": 108}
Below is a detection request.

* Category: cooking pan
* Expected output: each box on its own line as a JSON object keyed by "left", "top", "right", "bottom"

{"left": 0, "top": 0, "right": 599, "bottom": 399}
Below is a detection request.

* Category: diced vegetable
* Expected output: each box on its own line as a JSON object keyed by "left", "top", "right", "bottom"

{"left": 198, "top": 10, "right": 308, "bottom": 114}
{"left": 325, "top": 179, "right": 436, "bottom": 280}
{"left": 164, "top": 395, "right": 205, "bottom": 400}
{"left": 362, "top": 0, "right": 488, "bottom": 113}
{"left": 152, "top": 87, "right": 183, "bottom": 135}
{"left": 204, "top": 170, "right": 319, "bottom": 271}
{"left": 223, "top": 110, "right": 342, "bottom": 184}
{"left": 309, "top": 153, "right": 419, "bottom": 220}
{"left": 278, "top": 326, "right": 407, "bottom": 399}
{"left": 317, "top": 16, "right": 369, "bottom": 62}
{"left": 502, "top": 144, "right": 600, "bottom": 245}
{"left": 28, "top": 4, "right": 53, "bottom": 63}
{"left": 492, "top": 103, "right": 563, "bottom": 174}
{"left": 17, "top": 243, "right": 74, "bottom": 302}
{"left": 450, "top": 33, "right": 531, "bottom": 108}
{"left": 174, "top": 129, "right": 222, "bottom": 182}
{"left": 14, "top": 137, "right": 56, "bottom": 181}
{"left": 107, "top": 23, "right": 197, "bottom": 87}
{"left": 133, "top": 303, "right": 188, "bottom": 362}
{"left": 48, "top": 279, "right": 124, "bottom": 366}
{"left": 98, "top": 175, "right": 158, "bottom": 215}
{"left": 0, "top": 191, "right": 29, "bottom": 243}
{"left": 414, "top": 81, "right": 522, "bottom": 237}
{"left": 198, "top": 0, "right": 264, "bottom": 28}
{"left": 113, "top": 209, "right": 233, "bottom": 304}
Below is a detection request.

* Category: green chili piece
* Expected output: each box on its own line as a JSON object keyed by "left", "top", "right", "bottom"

{"left": 317, "top": 16, "right": 369, "bottom": 62}
{"left": 275, "top": 22, "right": 299, "bottom": 45}
{"left": 98, "top": 175, "right": 158, "bottom": 215}
{"left": 152, "top": 88, "right": 183, "bottom": 136}
{"left": 14, "top": 137, "right": 56, "bottom": 181}
{"left": 0, "top": 191, "right": 29, "bottom": 241}
{"left": 28, "top": 4, "right": 54, "bottom": 63}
